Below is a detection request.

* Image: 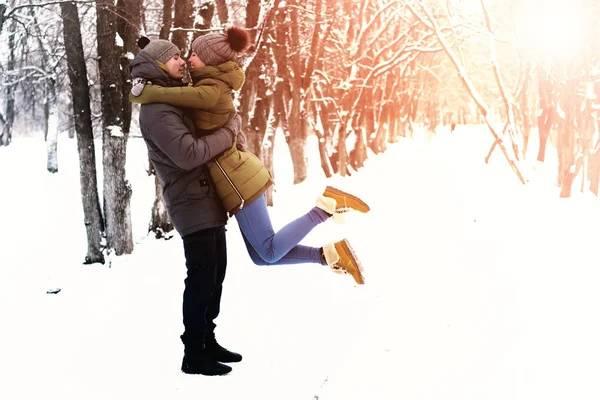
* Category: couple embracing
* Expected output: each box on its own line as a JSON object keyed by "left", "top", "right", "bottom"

{"left": 129, "top": 27, "right": 370, "bottom": 376}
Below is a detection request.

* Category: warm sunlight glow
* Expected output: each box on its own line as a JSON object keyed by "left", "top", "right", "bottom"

{"left": 520, "top": 0, "right": 585, "bottom": 61}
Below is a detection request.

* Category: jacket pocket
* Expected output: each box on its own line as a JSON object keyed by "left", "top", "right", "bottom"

{"left": 185, "top": 177, "right": 211, "bottom": 197}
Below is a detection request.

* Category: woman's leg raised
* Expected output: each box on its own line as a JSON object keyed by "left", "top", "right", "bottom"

{"left": 234, "top": 193, "right": 329, "bottom": 264}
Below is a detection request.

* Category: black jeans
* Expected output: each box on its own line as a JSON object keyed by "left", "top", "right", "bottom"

{"left": 181, "top": 226, "right": 228, "bottom": 343}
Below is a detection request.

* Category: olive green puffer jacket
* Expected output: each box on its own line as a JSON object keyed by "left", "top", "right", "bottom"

{"left": 130, "top": 61, "right": 273, "bottom": 215}
{"left": 133, "top": 61, "right": 243, "bottom": 131}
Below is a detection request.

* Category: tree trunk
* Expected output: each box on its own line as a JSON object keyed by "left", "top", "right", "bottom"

{"left": 588, "top": 83, "right": 600, "bottom": 195}
{"left": 351, "top": 94, "right": 372, "bottom": 169}
{"left": 388, "top": 105, "right": 398, "bottom": 143}
{"left": 522, "top": 115, "right": 532, "bottom": 160}
{"left": 147, "top": 166, "right": 173, "bottom": 241}
{"left": 214, "top": 0, "right": 229, "bottom": 25}
{"left": 117, "top": 0, "right": 142, "bottom": 137}
{"left": 194, "top": 2, "right": 214, "bottom": 44}
{"left": 313, "top": 99, "right": 333, "bottom": 177}
{"left": 248, "top": 78, "right": 271, "bottom": 202}
{"left": 336, "top": 120, "right": 350, "bottom": 177}
{"left": 589, "top": 148, "right": 600, "bottom": 195}
{"left": 1, "top": 20, "right": 16, "bottom": 146}
{"left": 537, "top": 108, "right": 553, "bottom": 162}
{"left": 45, "top": 98, "right": 59, "bottom": 174}
{"left": 159, "top": 0, "right": 174, "bottom": 40}
{"left": 97, "top": 0, "right": 133, "bottom": 256}
{"left": 517, "top": 65, "right": 534, "bottom": 160}
{"left": 371, "top": 104, "right": 388, "bottom": 154}
{"left": 172, "top": 0, "right": 194, "bottom": 54}
{"left": 282, "top": 1, "right": 308, "bottom": 184}
{"left": 558, "top": 79, "right": 577, "bottom": 197}
{"left": 537, "top": 67, "right": 555, "bottom": 162}
{"left": 0, "top": 4, "right": 6, "bottom": 35}
{"left": 239, "top": 0, "right": 278, "bottom": 203}
{"left": 60, "top": 1, "right": 105, "bottom": 264}
{"left": 239, "top": 0, "right": 274, "bottom": 155}
{"left": 149, "top": 174, "right": 173, "bottom": 239}
{"left": 246, "top": 0, "right": 261, "bottom": 43}
{"left": 288, "top": 133, "right": 308, "bottom": 183}
{"left": 263, "top": 99, "right": 278, "bottom": 206}
{"left": 29, "top": 7, "right": 60, "bottom": 173}
{"left": 351, "top": 124, "right": 368, "bottom": 170}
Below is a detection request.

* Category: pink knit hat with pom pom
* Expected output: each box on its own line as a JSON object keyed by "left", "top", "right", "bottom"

{"left": 192, "top": 27, "right": 250, "bottom": 66}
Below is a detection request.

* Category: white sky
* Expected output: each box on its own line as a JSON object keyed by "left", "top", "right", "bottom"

{"left": 1, "top": 126, "right": 599, "bottom": 399}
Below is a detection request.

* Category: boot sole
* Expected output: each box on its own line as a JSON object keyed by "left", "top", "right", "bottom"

{"left": 181, "top": 369, "right": 231, "bottom": 376}
{"left": 325, "top": 186, "right": 370, "bottom": 213}
{"left": 181, "top": 366, "right": 232, "bottom": 376}
{"left": 181, "top": 358, "right": 232, "bottom": 375}
{"left": 339, "top": 239, "right": 365, "bottom": 284}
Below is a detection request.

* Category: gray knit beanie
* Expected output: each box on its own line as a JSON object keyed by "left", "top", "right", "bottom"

{"left": 138, "top": 38, "right": 180, "bottom": 64}
{"left": 192, "top": 27, "right": 250, "bottom": 67}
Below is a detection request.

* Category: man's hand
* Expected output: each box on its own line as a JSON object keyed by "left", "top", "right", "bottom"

{"left": 131, "top": 77, "right": 148, "bottom": 97}
{"left": 224, "top": 113, "right": 242, "bottom": 135}
{"left": 224, "top": 114, "right": 247, "bottom": 151}
{"left": 236, "top": 130, "right": 248, "bottom": 152}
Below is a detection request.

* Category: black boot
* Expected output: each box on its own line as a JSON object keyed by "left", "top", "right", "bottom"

{"left": 181, "top": 354, "right": 232, "bottom": 375}
{"left": 180, "top": 336, "right": 232, "bottom": 376}
{"left": 204, "top": 334, "right": 243, "bottom": 363}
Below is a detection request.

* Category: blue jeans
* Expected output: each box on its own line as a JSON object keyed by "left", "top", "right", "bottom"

{"left": 235, "top": 193, "right": 329, "bottom": 266}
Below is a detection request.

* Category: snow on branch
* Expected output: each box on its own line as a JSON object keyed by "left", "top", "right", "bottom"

{"left": 6, "top": 0, "right": 94, "bottom": 19}
{"left": 1, "top": 65, "right": 57, "bottom": 87}
{"left": 353, "top": 0, "right": 403, "bottom": 58}
{"left": 0, "top": 0, "right": 94, "bottom": 35}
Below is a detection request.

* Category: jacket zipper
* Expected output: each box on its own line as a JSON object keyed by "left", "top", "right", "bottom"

{"left": 215, "top": 159, "right": 245, "bottom": 210}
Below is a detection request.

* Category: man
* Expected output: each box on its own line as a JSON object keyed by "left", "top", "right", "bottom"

{"left": 129, "top": 37, "right": 242, "bottom": 376}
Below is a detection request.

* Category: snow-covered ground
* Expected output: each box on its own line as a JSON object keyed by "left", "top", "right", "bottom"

{"left": 1, "top": 126, "right": 599, "bottom": 400}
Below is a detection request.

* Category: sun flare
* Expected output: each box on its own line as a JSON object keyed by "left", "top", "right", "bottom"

{"left": 519, "top": 0, "right": 587, "bottom": 61}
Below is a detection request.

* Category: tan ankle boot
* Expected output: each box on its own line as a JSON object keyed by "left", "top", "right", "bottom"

{"left": 323, "top": 186, "right": 370, "bottom": 213}
{"left": 322, "top": 239, "right": 365, "bottom": 284}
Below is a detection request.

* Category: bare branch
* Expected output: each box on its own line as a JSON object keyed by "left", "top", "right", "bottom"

{"left": 410, "top": 0, "right": 525, "bottom": 184}
{"left": 7, "top": 0, "right": 95, "bottom": 19}
{"left": 480, "top": 0, "right": 521, "bottom": 159}
{"left": 443, "top": 0, "right": 466, "bottom": 67}
{"left": 353, "top": 0, "right": 403, "bottom": 58}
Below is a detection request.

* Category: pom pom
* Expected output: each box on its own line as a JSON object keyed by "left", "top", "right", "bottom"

{"left": 137, "top": 36, "right": 151, "bottom": 50}
{"left": 226, "top": 27, "right": 250, "bottom": 53}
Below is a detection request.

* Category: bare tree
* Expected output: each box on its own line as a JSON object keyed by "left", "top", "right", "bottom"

{"left": 117, "top": 0, "right": 142, "bottom": 135}
{"left": 0, "top": 2, "right": 6, "bottom": 34}
{"left": 60, "top": 0, "right": 105, "bottom": 264}
{"left": 28, "top": 7, "right": 62, "bottom": 172}
{"left": 171, "top": 0, "right": 194, "bottom": 54}
{"left": 238, "top": 0, "right": 278, "bottom": 203}
{"left": 214, "top": 0, "right": 228, "bottom": 25}
{"left": 536, "top": 67, "right": 557, "bottom": 163}
{"left": 587, "top": 69, "right": 600, "bottom": 195}
{"left": 96, "top": 0, "right": 133, "bottom": 255}
{"left": 159, "top": 0, "right": 174, "bottom": 39}
{"left": 479, "top": 0, "right": 522, "bottom": 161}
{"left": 1, "top": 18, "right": 16, "bottom": 146}
{"left": 408, "top": 0, "right": 525, "bottom": 184}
